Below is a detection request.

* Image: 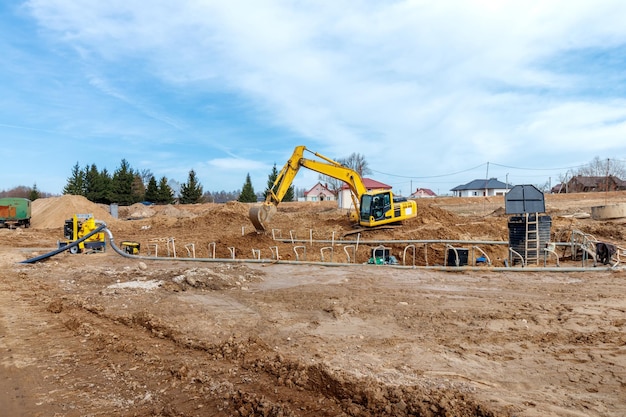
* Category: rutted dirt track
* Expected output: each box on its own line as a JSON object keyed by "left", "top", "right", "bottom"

{"left": 1, "top": 193, "right": 626, "bottom": 416}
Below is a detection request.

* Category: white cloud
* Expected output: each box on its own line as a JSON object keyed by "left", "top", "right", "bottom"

{"left": 208, "top": 158, "right": 266, "bottom": 171}
{"left": 13, "top": 0, "right": 626, "bottom": 193}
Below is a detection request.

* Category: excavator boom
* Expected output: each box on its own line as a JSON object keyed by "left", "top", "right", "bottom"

{"left": 249, "top": 146, "right": 366, "bottom": 232}
{"left": 248, "top": 145, "right": 416, "bottom": 232}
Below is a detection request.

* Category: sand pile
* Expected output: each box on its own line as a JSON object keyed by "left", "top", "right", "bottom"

{"left": 158, "top": 205, "right": 195, "bottom": 218}
{"left": 212, "top": 201, "right": 254, "bottom": 217}
{"left": 31, "top": 195, "right": 116, "bottom": 229}
{"left": 125, "top": 203, "right": 156, "bottom": 219}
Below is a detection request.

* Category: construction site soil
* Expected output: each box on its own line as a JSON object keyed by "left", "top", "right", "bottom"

{"left": 1, "top": 192, "right": 625, "bottom": 417}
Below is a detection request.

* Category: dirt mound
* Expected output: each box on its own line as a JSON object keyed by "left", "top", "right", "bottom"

{"left": 122, "top": 203, "right": 156, "bottom": 219}
{"left": 414, "top": 202, "right": 462, "bottom": 226}
{"left": 213, "top": 200, "right": 255, "bottom": 216}
{"left": 158, "top": 204, "right": 195, "bottom": 219}
{"left": 31, "top": 195, "right": 116, "bottom": 229}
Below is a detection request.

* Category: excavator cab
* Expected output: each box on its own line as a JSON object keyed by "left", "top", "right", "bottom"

{"left": 360, "top": 191, "right": 392, "bottom": 222}
{"left": 359, "top": 191, "right": 415, "bottom": 227}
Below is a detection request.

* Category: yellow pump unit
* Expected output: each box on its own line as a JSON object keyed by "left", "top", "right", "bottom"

{"left": 59, "top": 214, "right": 106, "bottom": 254}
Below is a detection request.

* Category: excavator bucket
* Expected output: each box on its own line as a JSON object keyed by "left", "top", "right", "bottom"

{"left": 249, "top": 204, "right": 277, "bottom": 233}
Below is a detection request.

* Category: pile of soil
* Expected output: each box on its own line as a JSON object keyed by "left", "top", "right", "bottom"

{"left": 31, "top": 195, "right": 116, "bottom": 229}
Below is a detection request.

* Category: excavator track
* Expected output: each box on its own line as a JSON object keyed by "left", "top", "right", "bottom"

{"left": 342, "top": 225, "right": 399, "bottom": 237}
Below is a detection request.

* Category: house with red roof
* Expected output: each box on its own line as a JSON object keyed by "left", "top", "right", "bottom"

{"left": 338, "top": 178, "right": 392, "bottom": 209}
{"left": 409, "top": 187, "right": 437, "bottom": 198}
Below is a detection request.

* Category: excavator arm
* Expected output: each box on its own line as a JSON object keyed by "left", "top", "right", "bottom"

{"left": 249, "top": 145, "right": 367, "bottom": 232}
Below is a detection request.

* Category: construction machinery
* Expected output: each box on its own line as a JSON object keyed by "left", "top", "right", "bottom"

{"left": 58, "top": 214, "right": 106, "bottom": 254}
{"left": 120, "top": 241, "right": 141, "bottom": 255}
{"left": 0, "top": 197, "right": 31, "bottom": 228}
{"left": 249, "top": 145, "right": 417, "bottom": 232}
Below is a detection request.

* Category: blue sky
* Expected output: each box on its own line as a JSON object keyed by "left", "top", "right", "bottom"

{"left": 2, "top": 1, "right": 626, "bottom": 197}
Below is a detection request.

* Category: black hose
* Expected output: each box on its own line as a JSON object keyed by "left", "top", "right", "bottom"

{"left": 19, "top": 223, "right": 108, "bottom": 264}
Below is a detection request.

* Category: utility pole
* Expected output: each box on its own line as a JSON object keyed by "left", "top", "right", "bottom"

{"left": 485, "top": 162, "right": 489, "bottom": 197}
{"left": 605, "top": 158, "right": 610, "bottom": 203}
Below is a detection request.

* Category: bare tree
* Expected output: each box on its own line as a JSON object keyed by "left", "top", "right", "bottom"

{"left": 577, "top": 157, "right": 626, "bottom": 178}
{"left": 341, "top": 152, "right": 372, "bottom": 177}
{"left": 139, "top": 168, "right": 154, "bottom": 187}
{"left": 318, "top": 152, "right": 372, "bottom": 193}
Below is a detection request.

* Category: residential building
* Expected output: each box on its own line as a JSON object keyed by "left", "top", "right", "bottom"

{"left": 564, "top": 175, "right": 626, "bottom": 193}
{"left": 409, "top": 188, "right": 437, "bottom": 198}
{"left": 551, "top": 183, "right": 566, "bottom": 194}
{"left": 304, "top": 182, "right": 335, "bottom": 202}
{"left": 450, "top": 178, "right": 511, "bottom": 197}
{"left": 338, "top": 178, "right": 392, "bottom": 209}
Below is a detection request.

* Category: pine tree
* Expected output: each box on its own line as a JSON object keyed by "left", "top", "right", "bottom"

{"left": 157, "top": 176, "right": 175, "bottom": 204}
{"left": 111, "top": 159, "right": 136, "bottom": 205}
{"left": 63, "top": 162, "right": 85, "bottom": 195}
{"left": 97, "top": 168, "right": 113, "bottom": 204}
{"left": 83, "top": 164, "right": 113, "bottom": 204}
{"left": 238, "top": 173, "right": 257, "bottom": 202}
{"left": 265, "top": 163, "right": 294, "bottom": 201}
{"left": 131, "top": 175, "right": 145, "bottom": 202}
{"left": 179, "top": 169, "right": 204, "bottom": 204}
{"left": 29, "top": 183, "right": 41, "bottom": 201}
{"left": 284, "top": 181, "right": 295, "bottom": 202}
{"left": 145, "top": 176, "right": 159, "bottom": 203}
{"left": 265, "top": 164, "right": 278, "bottom": 199}
{"left": 84, "top": 164, "right": 99, "bottom": 202}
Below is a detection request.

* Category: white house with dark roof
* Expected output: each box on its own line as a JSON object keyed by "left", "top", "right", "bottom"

{"left": 450, "top": 178, "right": 511, "bottom": 197}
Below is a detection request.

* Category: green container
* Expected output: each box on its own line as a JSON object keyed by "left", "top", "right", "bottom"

{"left": 0, "top": 197, "right": 32, "bottom": 227}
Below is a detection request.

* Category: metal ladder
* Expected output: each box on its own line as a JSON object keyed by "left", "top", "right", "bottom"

{"left": 524, "top": 212, "right": 540, "bottom": 265}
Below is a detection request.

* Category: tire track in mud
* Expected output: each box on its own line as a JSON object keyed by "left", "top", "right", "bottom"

{"left": 50, "top": 295, "right": 501, "bottom": 417}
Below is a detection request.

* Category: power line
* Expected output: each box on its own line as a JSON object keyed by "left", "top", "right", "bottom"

{"left": 372, "top": 162, "right": 488, "bottom": 179}
{"left": 372, "top": 158, "right": 621, "bottom": 180}
{"left": 489, "top": 162, "right": 587, "bottom": 171}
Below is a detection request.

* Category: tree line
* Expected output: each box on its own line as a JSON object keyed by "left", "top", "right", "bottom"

{"left": 2, "top": 152, "right": 371, "bottom": 204}
{"left": 0, "top": 184, "right": 51, "bottom": 201}
{"left": 5, "top": 154, "right": 623, "bottom": 202}
{"left": 60, "top": 159, "right": 295, "bottom": 205}
{"left": 62, "top": 160, "right": 176, "bottom": 205}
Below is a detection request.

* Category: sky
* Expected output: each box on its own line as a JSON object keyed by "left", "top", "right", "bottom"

{"left": 2, "top": 0, "right": 626, "bottom": 197}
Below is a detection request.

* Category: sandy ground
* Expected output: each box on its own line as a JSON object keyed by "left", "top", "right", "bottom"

{"left": 1, "top": 193, "right": 625, "bottom": 416}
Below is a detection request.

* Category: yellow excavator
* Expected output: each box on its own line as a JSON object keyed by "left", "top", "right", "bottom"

{"left": 249, "top": 145, "right": 417, "bottom": 232}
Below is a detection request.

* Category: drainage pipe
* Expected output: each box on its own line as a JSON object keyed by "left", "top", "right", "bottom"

{"left": 103, "top": 228, "right": 617, "bottom": 272}
{"left": 277, "top": 238, "right": 509, "bottom": 246}
{"left": 23, "top": 226, "right": 617, "bottom": 273}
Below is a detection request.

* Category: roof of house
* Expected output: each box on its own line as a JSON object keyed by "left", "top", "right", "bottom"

{"left": 304, "top": 182, "right": 334, "bottom": 196}
{"left": 410, "top": 188, "right": 437, "bottom": 197}
{"left": 551, "top": 183, "right": 566, "bottom": 193}
{"left": 340, "top": 178, "right": 392, "bottom": 190}
{"left": 570, "top": 175, "right": 606, "bottom": 187}
{"left": 450, "top": 178, "right": 510, "bottom": 191}
{"left": 569, "top": 175, "right": 626, "bottom": 187}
